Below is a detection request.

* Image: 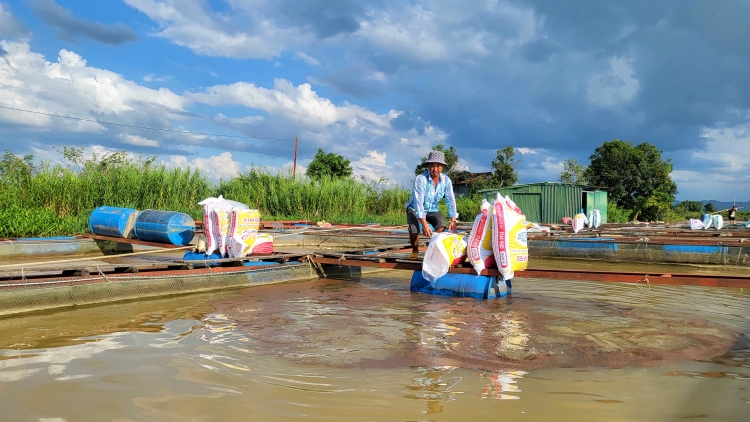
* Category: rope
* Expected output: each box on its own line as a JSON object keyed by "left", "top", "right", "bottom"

{"left": 0, "top": 245, "right": 192, "bottom": 269}
{"left": 306, "top": 254, "right": 324, "bottom": 272}
{"left": 96, "top": 265, "right": 109, "bottom": 282}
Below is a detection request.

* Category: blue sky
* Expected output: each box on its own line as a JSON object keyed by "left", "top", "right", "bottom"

{"left": 1, "top": 0, "right": 749, "bottom": 201}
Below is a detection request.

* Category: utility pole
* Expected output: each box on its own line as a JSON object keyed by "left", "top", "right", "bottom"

{"left": 293, "top": 137, "right": 298, "bottom": 178}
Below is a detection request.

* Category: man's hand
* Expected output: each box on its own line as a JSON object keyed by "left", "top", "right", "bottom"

{"left": 448, "top": 219, "right": 457, "bottom": 233}
{"left": 420, "top": 218, "right": 433, "bottom": 238}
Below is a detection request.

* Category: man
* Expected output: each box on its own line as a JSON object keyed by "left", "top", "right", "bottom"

{"left": 729, "top": 206, "right": 738, "bottom": 225}
{"left": 405, "top": 150, "right": 459, "bottom": 260}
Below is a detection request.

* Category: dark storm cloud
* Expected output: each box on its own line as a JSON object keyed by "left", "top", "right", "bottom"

{"left": 30, "top": 0, "right": 138, "bottom": 45}
{"left": 518, "top": 39, "right": 558, "bottom": 63}
{"left": 0, "top": 3, "right": 28, "bottom": 37}
{"left": 341, "top": 0, "right": 750, "bottom": 173}
{"left": 311, "top": 66, "right": 385, "bottom": 98}
{"left": 273, "top": 0, "right": 369, "bottom": 38}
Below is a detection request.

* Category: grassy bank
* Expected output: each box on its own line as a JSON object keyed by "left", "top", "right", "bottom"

{"left": 0, "top": 150, "right": 482, "bottom": 238}
{"left": 6, "top": 150, "right": 737, "bottom": 239}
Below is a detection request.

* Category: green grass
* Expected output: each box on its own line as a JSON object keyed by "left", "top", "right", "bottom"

{"left": 0, "top": 157, "right": 422, "bottom": 237}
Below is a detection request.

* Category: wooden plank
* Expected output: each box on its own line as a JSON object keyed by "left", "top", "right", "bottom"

{"left": 172, "top": 252, "right": 305, "bottom": 265}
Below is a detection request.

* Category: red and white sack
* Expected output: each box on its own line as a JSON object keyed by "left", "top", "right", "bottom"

{"left": 229, "top": 209, "right": 261, "bottom": 258}
{"left": 198, "top": 195, "right": 249, "bottom": 256}
{"left": 467, "top": 199, "right": 495, "bottom": 274}
{"left": 689, "top": 218, "right": 705, "bottom": 230}
{"left": 249, "top": 233, "right": 274, "bottom": 254}
{"left": 491, "top": 194, "right": 529, "bottom": 281}
{"left": 198, "top": 197, "right": 222, "bottom": 255}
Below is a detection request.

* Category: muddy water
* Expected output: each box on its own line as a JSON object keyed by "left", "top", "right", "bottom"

{"left": 0, "top": 272, "right": 748, "bottom": 421}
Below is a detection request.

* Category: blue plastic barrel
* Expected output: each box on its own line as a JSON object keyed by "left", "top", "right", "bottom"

{"left": 134, "top": 210, "right": 195, "bottom": 245}
{"left": 182, "top": 250, "right": 223, "bottom": 266}
{"left": 89, "top": 206, "right": 138, "bottom": 238}
{"left": 410, "top": 271, "right": 509, "bottom": 299}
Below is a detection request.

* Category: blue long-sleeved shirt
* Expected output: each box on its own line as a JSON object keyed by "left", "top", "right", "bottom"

{"left": 405, "top": 170, "right": 459, "bottom": 219}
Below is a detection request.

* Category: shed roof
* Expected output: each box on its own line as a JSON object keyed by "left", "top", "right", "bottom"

{"left": 476, "top": 181, "right": 609, "bottom": 192}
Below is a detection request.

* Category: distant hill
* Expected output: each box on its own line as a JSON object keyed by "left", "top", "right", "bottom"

{"left": 673, "top": 200, "right": 750, "bottom": 211}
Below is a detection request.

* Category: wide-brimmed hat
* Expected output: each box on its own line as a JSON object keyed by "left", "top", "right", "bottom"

{"left": 424, "top": 150, "right": 447, "bottom": 166}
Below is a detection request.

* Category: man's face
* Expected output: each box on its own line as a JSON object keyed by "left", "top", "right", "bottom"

{"left": 427, "top": 163, "right": 443, "bottom": 178}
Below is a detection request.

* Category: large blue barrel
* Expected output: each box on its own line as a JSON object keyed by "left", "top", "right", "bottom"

{"left": 134, "top": 210, "right": 195, "bottom": 245}
{"left": 89, "top": 206, "right": 138, "bottom": 238}
{"left": 410, "top": 271, "right": 509, "bottom": 299}
{"left": 182, "top": 250, "right": 224, "bottom": 266}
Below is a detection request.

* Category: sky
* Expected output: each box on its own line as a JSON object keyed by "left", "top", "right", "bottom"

{"left": 0, "top": 0, "right": 749, "bottom": 201}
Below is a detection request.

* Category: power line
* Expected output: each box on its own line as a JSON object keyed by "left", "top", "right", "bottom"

{"left": 0, "top": 104, "right": 291, "bottom": 141}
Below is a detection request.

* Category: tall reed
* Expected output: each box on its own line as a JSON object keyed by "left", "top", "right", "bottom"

{"left": 0, "top": 151, "right": 484, "bottom": 238}
{"left": 218, "top": 169, "right": 411, "bottom": 225}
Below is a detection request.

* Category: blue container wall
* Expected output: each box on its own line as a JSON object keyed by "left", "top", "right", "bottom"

{"left": 89, "top": 206, "right": 138, "bottom": 238}
{"left": 134, "top": 210, "right": 196, "bottom": 245}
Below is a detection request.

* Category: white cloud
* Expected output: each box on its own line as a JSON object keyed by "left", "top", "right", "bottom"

{"left": 587, "top": 55, "right": 641, "bottom": 107}
{"left": 698, "top": 126, "right": 750, "bottom": 174}
{"left": 57, "top": 49, "right": 87, "bottom": 67}
{"left": 167, "top": 152, "right": 242, "bottom": 181}
{"left": 214, "top": 113, "right": 264, "bottom": 126}
{"left": 296, "top": 51, "right": 320, "bottom": 66}
{"left": 143, "top": 73, "right": 171, "bottom": 82}
{"left": 358, "top": 6, "right": 448, "bottom": 61}
{"left": 0, "top": 39, "right": 449, "bottom": 188}
{"left": 119, "top": 134, "right": 159, "bottom": 147}
{"left": 516, "top": 147, "right": 539, "bottom": 154}
{"left": 452, "top": 158, "right": 469, "bottom": 172}
{"left": 351, "top": 150, "right": 389, "bottom": 181}
{"left": 123, "top": 0, "right": 539, "bottom": 65}
{"left": 366, "top": 71, "right": 387, "bottom": 82}
{"left": 187, "top": 79, "right": 397, "bottom": 131}
{"left": 0, "top": 40, "right": 185, "bottom": 134}
{"left": 670, "top": 123, "right": 750, "bottom": 199}
{"left": 124, "top": 0, "right": 301, "bottom": 59}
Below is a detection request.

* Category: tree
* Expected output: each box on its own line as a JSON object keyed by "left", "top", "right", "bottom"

{"left": 584, "top": 139, "right": 677, "bottom": 221}
{"left": 306, "top": 148, "right": 352, "bottom": 181}
{"left": 703, "top": 202, "right": 716, "bottom": 213}
{"left": 414, "top": 144, "right": 459, "bottom": 176}
{"left": 0, "top": 149, "right": 34, "bottom": 187}
{"left": 558, "top": 158, "right": 587, "bottom": 184}
{"left": 490, "top": 146, "right": 519, "bottom": 187}
{"left": 675, "top": 200, "right": 702, "bottom": 213}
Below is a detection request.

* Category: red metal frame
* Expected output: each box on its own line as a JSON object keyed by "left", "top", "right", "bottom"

{"left": 306, "top": 256, "right": 750, "bottom": 288}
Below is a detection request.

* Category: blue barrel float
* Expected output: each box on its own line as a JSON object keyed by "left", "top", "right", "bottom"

{"left": 133, "top": 210, "right": 195, "bottom": 245}
{"left": 89, "top": 206, "right": 139, "bottom": 238}
{"left": 410, "top": 271, "right": 510, "bottom": 299}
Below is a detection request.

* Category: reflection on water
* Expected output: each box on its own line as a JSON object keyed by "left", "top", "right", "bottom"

{"left": 477, "top": 370, "right": 527, "bottom": 400}
{"left": 0, "top": 271, "right": 747, "bottom": 421}
{"left": 404, "top": 366, "right": 462, "bottom": 414}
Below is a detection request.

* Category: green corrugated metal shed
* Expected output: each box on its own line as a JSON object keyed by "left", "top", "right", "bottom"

{"left": 478, "top": 182, "right": 608, "bottom": 224}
